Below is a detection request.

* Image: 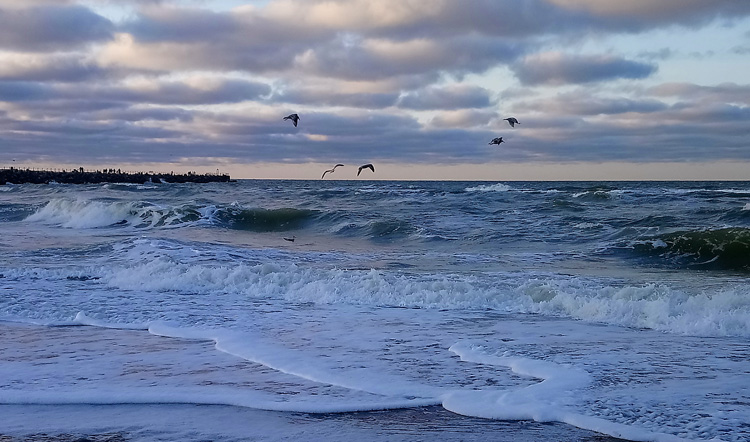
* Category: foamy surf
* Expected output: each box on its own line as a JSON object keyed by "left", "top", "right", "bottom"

{"left": 445, "top": 342, "right": 689, "bottom": 442}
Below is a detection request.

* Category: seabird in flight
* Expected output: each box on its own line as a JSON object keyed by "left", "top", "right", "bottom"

{"left": 489, "top": 137, "right": 504, "bottom": 145}
{"left": 321, "top": 163, "right": 345, "bottom": 179}
{"left": 283, "top": 236, "right": 296, "bottom": 242}
{"left": 503, "top": 117, "right": 520, "bottom": 127}
{"left": 283, "top": 113, "right": 300, "bottom": 127}
{"left": 357, "top": 163, "right": 375, "bottom": 176}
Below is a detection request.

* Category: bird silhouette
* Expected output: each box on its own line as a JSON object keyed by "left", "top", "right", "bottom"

{"left": 283, "top": 113, "right": 299, "bottom": 127}
{"left": 489, "top": 137, "right": 504, "bottom": 145}
{"left": 321, "top": 164, "right": 345, "bottom": 179}
{"left": 503, "top": 117, "right": 520, "bottom": 127}
{"left": 357, "top": 164, "right": 375, "bottom": 176}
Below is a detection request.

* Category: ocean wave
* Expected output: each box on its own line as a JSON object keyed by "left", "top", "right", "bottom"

{"left": 210, "top": 206, "right": 319, "bottom": 232}
{"left": 465, "top": 183, "right": 512, "bottom": 192}
{"left": 0, "top": 203, "right": 36, "bottom": 222}
{"left": 3, "top": 254, "right": 750, "bottom": 337}
{"left": 41, "top": 259, "right": 739, "bottom": 338}
{"left": 24, "top": 198, "right": 201, "bottom": 229}
{"left": 571, "top": 190, "right": 615, "bottom": 200}
{"left": 630, "top": 227, "right": 750, "bottom": 271}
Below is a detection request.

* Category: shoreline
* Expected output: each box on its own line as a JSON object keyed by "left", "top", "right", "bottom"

{"left": 0, "top": 404, "right": 632, "bottom": 442}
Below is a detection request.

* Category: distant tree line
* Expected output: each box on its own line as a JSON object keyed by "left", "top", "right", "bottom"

{"left": 0, "top": 167, "right": 231, "bottom": 185}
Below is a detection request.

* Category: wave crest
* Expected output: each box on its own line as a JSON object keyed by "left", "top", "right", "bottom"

{"left": 211, "top": 207, "right": 318, "bottom": 232}
{"left": 631, "top": 228, "right": 750, "bottom": 271}
{"left": 25, "top": 198, "right": 201, "bottom": 229}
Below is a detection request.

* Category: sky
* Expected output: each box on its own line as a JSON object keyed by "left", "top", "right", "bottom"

{"left": 0, "top": 0, "right": 749, "bottom": 180}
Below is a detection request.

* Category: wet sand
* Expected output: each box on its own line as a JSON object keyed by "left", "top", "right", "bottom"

{"left": 0, "top": 404, "right": 631, "bottom": 442}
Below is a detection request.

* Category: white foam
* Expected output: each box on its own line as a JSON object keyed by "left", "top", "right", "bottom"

{"left": 445, "top": 343, "right": 690, "bottom": 442}
{"left": 573, "top": 222, "right": 603, "bottom": 229}
{"left": 465, "top": 183, "right": 512, "bottom": 192}
{"left": 94, "top": 258, "right": 750, "bottom": 338}
{"left": 25, "top": 198, "right": 138, "bottom": 228}
{"left": 72, "top": 311, "right": 148, "bottom": 330}
{"left": 0, "top": 388, "right": 435, "bottom": 413}
{"left": 23, "top": 198, "right": 200, "bottom": 229}
{"left": 148, "top": 322, "right": 445, "bottom": 400}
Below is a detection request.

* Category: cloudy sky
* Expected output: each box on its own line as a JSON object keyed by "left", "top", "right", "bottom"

{"left": 1, "top": 0, "right": 749, "bottom": 180}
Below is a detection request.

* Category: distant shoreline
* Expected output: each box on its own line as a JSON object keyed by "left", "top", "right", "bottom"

{"left": 0, "top": 167, "right": 231, "bottom": 185}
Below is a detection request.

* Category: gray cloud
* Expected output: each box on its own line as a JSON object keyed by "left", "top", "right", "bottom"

{"left": 0, "top": 81, "right": 51, "bottom": 101}
{"left": 0, "top": 5, "right": 113, "bottom": 51}
{"left": 637, "top": 48, "right": 674, "bottom": 61}
{"left": 272, "top": 88, "right": 399, "bottom": 109}
{"left": 515, "top": 91, "right": 668, "bottom": 116}
{"left": 430, "top": 110, "right": 498, "bottom": 129}
{"left": 512, "top": 53, "right": 657, "bottom": 85}
{"left": 0, "top": 78, "right": 271, "bottom": 106}
{"left": 398, "top": 85, "right": 494, "bottom": 110}
{"left": 647, "top": 82, "right": 750, "bottom": 105}
{"left": 83, "top": 78, "right": 272, "bottom": 105}
{"left": 292, "top": 36, "right": 523, "bottom": 81}
{"left": 0, "top": 55, "right": 109, "bottom": 83}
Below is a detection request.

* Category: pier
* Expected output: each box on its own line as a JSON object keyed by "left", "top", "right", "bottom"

{"left": 0, "top": 167, "right": 231, "bottom": 185}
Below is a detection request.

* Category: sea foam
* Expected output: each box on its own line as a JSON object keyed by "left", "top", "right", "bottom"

{"left": 445, "top": 343, "right": 690, "bottom": 442}
{"left": 464, "top": 183, "right": 512, "bottom": 192}
{"left": 24, "top": 198, "right": 200, "bottom": 229}
{"left": 92, "top": 257, "right": 750, "bottom": 338}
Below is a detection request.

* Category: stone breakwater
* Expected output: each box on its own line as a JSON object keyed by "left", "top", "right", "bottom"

{"left": 0, "top": 168, "right": 231, "bottom": 185}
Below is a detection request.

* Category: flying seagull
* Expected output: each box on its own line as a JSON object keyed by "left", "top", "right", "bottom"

{"left": 357, "top": 163, "right": 375, "bottom": 176}
{"left": 489, "top": 137, "right": 504, "bottom": 145}
{"left": 503, "top": 117, "right": 520, "bottom": 128}
{"left": 283, "top": 113, "right": 299, "bottom": 127}
{"left": 283, "top": 236, "right": 296, "bottom": 242}
{"left": 321, "top": 163, "right": 345, "bottom": 179}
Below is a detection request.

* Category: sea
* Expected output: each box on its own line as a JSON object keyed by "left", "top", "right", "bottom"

{"left": 0, "top": 179, "right": 748, "bottom": 442}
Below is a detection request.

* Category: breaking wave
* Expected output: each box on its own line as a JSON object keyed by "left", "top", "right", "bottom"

{"left": 630, "top": 228, "right": 750, "bottom": 271}
{"left": 210, "top": 207, "right": 319, "bottom": 232}
{"left": 24, "top": 198, "right": 201, "bottom": 229}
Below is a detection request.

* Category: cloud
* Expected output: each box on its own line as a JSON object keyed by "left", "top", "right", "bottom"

{"left": 0, "top": 54, "right": 108, "bottom": 83}
{"left": 511, "top": 52, "right": 657, "bottom": 85}
{"left": 293, "top": 35, "right": 522, "bottom": 81}
{"left": 90, "top": 77, "right": 272, "bottom": 105}
{"left": 430, "top": 109, "right": 498, "bottom": 128}
{"left": 398, "top": 84, "right": 494, "bottom": 110}
{"left": 0, "top": 5, "right": 113, "bottom": 52}
{"left": 122, "top": 5, "right": 240, "bottom": 43}
{"left": 647, "top": 82, "right": 750, "bottom": 105}
{"left": 515, "top": 91, "right": 668, "bottom": 116}
{"left": 547, "top": 0, "right": 750, "bottom": 24}
{"left": 272, "top": 87, "right": 399, "bottom": 109}
{"left": 0, "top": 77, "right": 270, "bottom": 106}
{"left": 0, "top": 81, "right": 50, "bottom": 102}
{"left": 637, "top": 48, "right": 674, "bottom": 61}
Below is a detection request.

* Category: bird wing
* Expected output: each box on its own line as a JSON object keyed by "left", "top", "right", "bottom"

{"left": 358, "top": 164, "right": 374, "bottom": 175}
{"left": 321, "top": 170, "right": 330, "bottom": 179}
